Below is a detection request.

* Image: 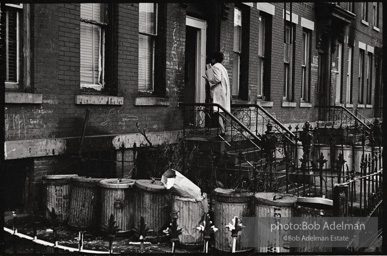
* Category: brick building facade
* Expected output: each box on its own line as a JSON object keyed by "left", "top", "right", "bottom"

{"left": 1, "top": 2, "right": 383, "bottom": 210}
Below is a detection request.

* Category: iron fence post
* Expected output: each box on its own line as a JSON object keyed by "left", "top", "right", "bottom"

{"left": 333, "top": 184, "right": 349, "bottom": 217}
{"left": 262, "top": 121, "right": 277, "bottom": 191}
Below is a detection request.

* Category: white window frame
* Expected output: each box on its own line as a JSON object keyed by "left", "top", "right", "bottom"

{"left": 366, "top": 52, "right": 373, "bottom": 105}
{"left": 301, "top": 29, "right": 311, "bottom": 102}
{"left": 335, "top": 42, "right": 343, "bottom": 104}
{"left": 346, "top": 46, "right": 353, "bottom": 104}
{"left": 283, "top": 22, "right": 293, "bottom": 101}
{"left": 361, "top": 2, "right": 368, "bottom": 22}
{"left": 373, "top": 2, "right": 379, "bottom": 28}
{"left": 358, "top": 49, "right": 365, "bottom": 104}
{"left": 4, "top": 3, "right": 23, "bottom": 90}
{"left": 80, "top": 3, "right": 107, "bottom": 91}
{"left": 232, "top": 7, "right": 242, "bottom": 97}
{"left": 138, "top": 3, "right": 158, "bottom": 93}
{"left": 257, "top": 14, "right": 265, "bottom": 99}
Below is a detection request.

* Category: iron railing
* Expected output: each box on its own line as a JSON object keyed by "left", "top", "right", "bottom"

{"left": 179, "top": 102, "right": 268, "bottom": 190}
{"left": 317, "top": 105, "right": 371, "bottom": 132}
{"left": 231, "top": 103, "right": 296, "bottom": 144}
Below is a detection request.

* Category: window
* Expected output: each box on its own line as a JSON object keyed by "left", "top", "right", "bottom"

{"left": 301, "top": 29, "right": 311, "bottom": 102}
{"left": 257, "top": 14, "right": 271, "bottom": 100}
{"left": 4, "top": 4, "right": 23, "bottom": 90}
{"left": 283, "top": 22, "right": 294, "bottom": 101}
{"left": 366, "top": 52, "right": 373, "bottom": 105}
{"left": 232, "top": 8, "right": 242, "bottom": 97}
{"left": 358, "top": 49, "right": 365, "bottom": 104}
{"left": 80, "top": 4, "right": 107, "bottom": 91}
{"left": 347, "top": 2, "right": 354, "bottom": 13}
{"left": 373, "top": 2, "right": 379, "bottom": 28}
{"left": 361, "top": 2, "right": 368, "bottom": 22}
{"left": 335, "top": 42, "right": 344, "bottom": 103}
{"left": 346, "top": 46, "right": 353, "bottom": 104}
{"left": 138, "top": 3, "right": 157, "bottom": 92}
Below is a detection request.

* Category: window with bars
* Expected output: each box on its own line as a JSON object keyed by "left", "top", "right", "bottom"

{"left": 283, "top": 22, "right": 293, "bottom": 101}
{"left": 138, "top": 3, "right": 157, "bottom": 92}
{"left": 358, "top": 49, "right": 365, "bottom": 104}
{"left": 361, "top": 2, "right": 368, "bottom": 22}
{"left": 4, "top": 4, "right": 23, "bottom": 89}
{"left": 346, "top": 46, "right": 353, "bottom": 104}
{"left": 373, "top": 2, "right": 379, "bottom": 28}
{"left": 366, "top": 52, "right": 373, "bottom": 105}
{"left": 80, "top": 3, "right": 107, "bottom": 91}
{"left": 301, "top": 29, "right": 311, "bottom": 102}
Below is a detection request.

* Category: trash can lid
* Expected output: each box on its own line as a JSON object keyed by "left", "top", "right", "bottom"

{"left": 99, "top": 178, "right": 135, "bottom": 189}
{"left": 43, "top": 174, "right": 78, "bottom": 184}
{"left": 43, "top": 174, "right": 78, "bottom": 180}
{"left": 71, "top": 177, "right": 103, "bottom": 187}
{"left": 135, "top": 179, "right": 166, "bottom": 192}
{"left": 296, "top": 197, "right": 333, "bottom": 209}
{"left": 174, "top": 192, "right": 207, "bottom": 202}
{"left": 255, "top": 192, "right": 297, "bottom": 207}
{"left": 212, "top": 188, "right": 253, "bottom": 203}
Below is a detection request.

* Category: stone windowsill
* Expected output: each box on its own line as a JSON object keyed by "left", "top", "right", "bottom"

{"left": 357, "top": 104, "right": 365, "bottom": 109}
{"left": 282, "top": 101, "right": 297, "bottom": 108}
{"left": 75, "top": 95, "right": 124, "bottom": 105}
{"left": 300, "top": 102, "right": 312, "bottom": 108}
{"left": 373, "top": 26, "right": 380, "bottom": 32}
{"left": 361, "top": 20, "right": 369, "bottom": 26}
{"left": 135, "top": 97, "right": 170, "bottom": 106}
{"left": 334, "top": 102, "right": 343, "bottom": 107}
{"left": 257, "top": 101, "right": 273, "bottom": 108}
{"left": 5, "top": 92, "right": 43, "bottom": 104}
{"left": 345, "top": 103, "right": 354, "bottom": 108}
{"left": 366, "top": 104, "right": 372, "bottom": 109}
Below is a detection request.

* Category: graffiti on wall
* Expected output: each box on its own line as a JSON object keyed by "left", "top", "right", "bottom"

{"left": 100, "top": 108, "right": 138, "bottom": 133}
{"left": 5, "top": 108, "right": 54, "bottom": 140}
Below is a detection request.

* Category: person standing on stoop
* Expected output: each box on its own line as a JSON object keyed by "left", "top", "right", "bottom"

{"left": 203, "top": 52, "right": 231, "bottom": 138}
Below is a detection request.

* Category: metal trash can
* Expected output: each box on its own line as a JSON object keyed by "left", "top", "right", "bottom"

{"left": 255, "top": 192, "right": 297, "bottom": 253}
{"left": 99, "top": 178, "right": 135, "bottom": 233}
{"left": 68, "top": 177, "right": 103, "bottom": 229}
{"left": 172, "top": 193, "right": 208, "bottom": 246}
{"left": 295, "top": 197, "right": 333, "bottom": 253}
{"left": 134, "top": 179, "right": 172, "bottom": 237}
{"left": 43, "top": 174, "right": 78, "bottom": 222}
{"left": 213, "top": 188, "right": 253, "bottom": 252}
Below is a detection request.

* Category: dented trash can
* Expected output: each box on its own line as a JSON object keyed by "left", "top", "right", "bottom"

{"left": 43, "top": 174, "right": 78, "bottom": 222}
{"left": 68, "top": 177, "right": 103, "bottom": 229}
{"left": 134, "top": 179, "right": 172, "bottom": 237}
{"left": 99, "top": 178, "right": 135, "bottom": 233}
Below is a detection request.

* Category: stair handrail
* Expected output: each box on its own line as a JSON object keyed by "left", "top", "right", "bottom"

{"left": 179, "top": 102, "right": 262, "bottom": 145}
{"left": 316, "top": 105, "right": 371, "bottom": 131}
{"left": 232, "top": 103, "right": 296, "bottom": 144}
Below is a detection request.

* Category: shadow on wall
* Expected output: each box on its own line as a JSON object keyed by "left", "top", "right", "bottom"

{"left": 2, "top": 159, "right": 33, "bottom": 211}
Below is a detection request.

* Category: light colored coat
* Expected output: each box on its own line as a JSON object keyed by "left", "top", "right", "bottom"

{"left": 208, "top": 63, "right": 231, "bottom": 112}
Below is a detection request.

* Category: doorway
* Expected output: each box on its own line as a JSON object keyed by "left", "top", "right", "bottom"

{"left": 185, "top": 16, "right": 207, "bottom": 104}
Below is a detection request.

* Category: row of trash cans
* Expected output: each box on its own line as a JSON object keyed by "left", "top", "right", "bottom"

{"left": 306, "top": 144, "right": 381, "bottom": 171}
{"left": 43, "top": 175, "right": 332, "bottom": 252}
{"left": 212, "top": 188, "right": 333, "bottom": 253}
{"left": 42, "top": 175, "right": 208, "bottom": 245}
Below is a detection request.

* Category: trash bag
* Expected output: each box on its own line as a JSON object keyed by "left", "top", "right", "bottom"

{"left": 161, "top": 169, "right": 202, "bottom": 200}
